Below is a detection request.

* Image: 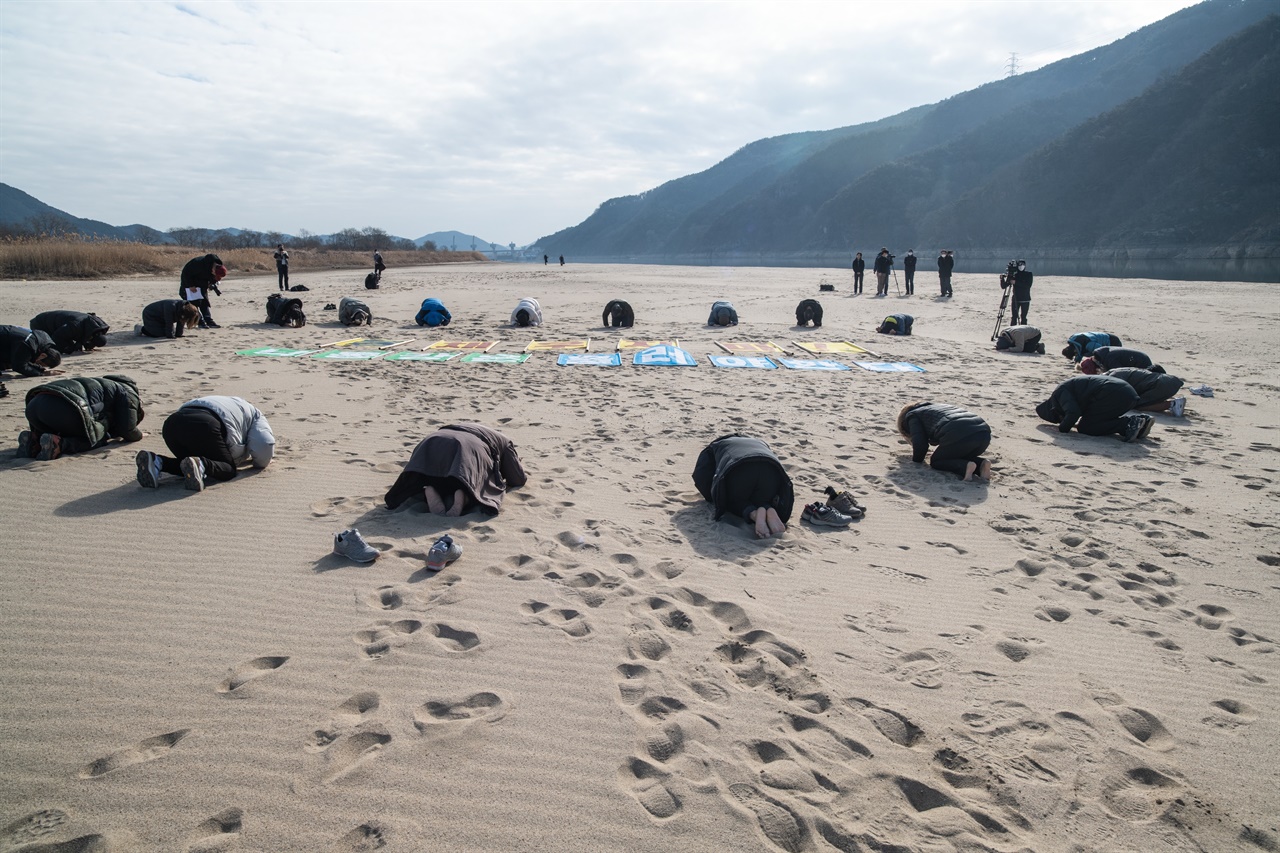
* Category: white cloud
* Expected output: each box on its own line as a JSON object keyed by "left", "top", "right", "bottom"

{"left": 0, "top": 0, "right": 1199, "bottom": 244}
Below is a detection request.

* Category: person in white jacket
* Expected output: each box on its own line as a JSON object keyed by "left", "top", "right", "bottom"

{"left": 510, "top": 297, "right": 543, "bottom": 327}
{"left": 134, "top": 396, "right": 275, "bottom": 492}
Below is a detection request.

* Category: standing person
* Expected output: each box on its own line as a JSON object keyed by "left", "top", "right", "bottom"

{"left": 1035, "top": 375, "right": 1153, "bottom": 442}
{"left": 897, "top": 402, "right": 992, "bottom": 481}
{"left": 544, "top": 254, "right": 549, "bottom": 266}
{"left": 18, "top": 375, "right": 143, "bottom": 460}
{"left": 373, "top": 249, "right": 386, "bottom": 282}
{"left": 873, "top": 248, "right": 891, "bottom": 297}
{"left": 0, "top": 325, "right": 62, "bottom": 377}
{"left": 384, "top": 423, "right": 527, "bottom": 517}
{"left": 903, "top": 249, "right": 917, "bottom": 295}
{"left": 559, "top": 255, "right": 565, "bottom": 266}
{"left": 273, "top": 244, "right": 289, "bottom": 291}
{"left": 179, "top": 253, "right": 226, "bottom": 328}
{"left": 135, "top": 396, "right": 275, "bottom": 492}
{"left": 937, "top": 250, "right": 954, "bottom": 297}
{"left": 851, "top": 252, "right": 865, "bottom": 294}
{"left": 1010, "top": 259, "right": 1033, "bottom": 324}
{"left": 693, "top": 434, "right": 799, "bottom": 538}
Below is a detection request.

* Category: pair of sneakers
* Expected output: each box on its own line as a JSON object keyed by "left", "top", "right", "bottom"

{"left": 801, "top": 502, "right": 853, "bottom": 527}
{"left": 823, "top": 486, "right": 866, "bottom": 519}
{"left": 332, "top": 530, "right": 462, "bottom": 570}
{"left": 134, "top": 450, "right": 206, "bottom": 491}
{"left": 18, "top": 431, "right": 63, "bottom": 461}
{"left": 1123, "top": 414, "right": 1156, "bottom": 442}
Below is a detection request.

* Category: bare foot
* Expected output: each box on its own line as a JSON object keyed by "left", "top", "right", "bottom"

{"left": 963, "top": 461, "right": 978, "bottom": 481}
{"left": 750, "top": 509, "right": 770, "bottom": 539}
{"left": 765, "top": 507, "right": 787, "bottom": 536}
{"left": 446, "top": 489, "right": 466, "bottom": 517}
{"left": 423, "top": 485, "right": 446, "bottom": 514}
{"left": 978, "top": 460, "right": 992, "bottom": 480}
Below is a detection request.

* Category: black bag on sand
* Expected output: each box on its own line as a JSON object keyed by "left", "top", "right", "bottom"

{"left": 364, "top": 273, "right": 380, "bottom": 290}
{"left": 819, "top": 283, "right": 835, "bottom": 292}
{"left": 289, "top": 284, "right": 310, "bottom": 292}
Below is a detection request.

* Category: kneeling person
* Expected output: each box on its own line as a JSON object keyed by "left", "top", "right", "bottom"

{"left": 707, "top": 301, "right": 739, "bottom": 327}
{"left": 795, "top": 299, "right": 823, "bottom": 328}
{"left": 19, "top": 375, "right": 143, "bottom": 460}
{"left": 897, "top": 402, "right": 991, "bottom": 480}
{"left": 1035, "top": 375, "right": 1153, "bottom": 442}
{"left": 415, "top": 298, "right": 451, "bottom": 327}
{"left": 693, "top": 434, "right": 795, "bottom": 538}
{"left": 995, "top": 324, "right": 1044, "bottom": 353}
{"left": 340, "top": 296, "right": 373, "bottom": 327}
{"left": 30, "top": 310, "right": 110, "bottom": 354}
{"left": 385, "top": 423, "right": 527, "bottom": 516}
{"left": 602, "top": 300, "right": 634, "bottom": 328}
{"left": 0, "top": 325, "right": 62, "bottom": 377}
{"left": 136, "top": 396, "right": 275, "bottom": 492}
{"left": 876, "top": 313, "right": 913, "bottom": 335}
{"left": 1108, "top": 366, "right": 1187, "bottom": 417}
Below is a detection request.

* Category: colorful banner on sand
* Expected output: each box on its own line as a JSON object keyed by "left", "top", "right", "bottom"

{"left": 776, "top": 358, "right": 852, "bottom": 371}
{"left": 616, "top": 339, "right": 678, "bottom": 351}
{"left": 383, "top": 351, "right": 459, "bottom": 362}
{"left": 424, "top": 341, "right": 498, "bottom": 352}
{"left": 311, "top": 350, "right": 386, "bottom": 360}
{"left": 558, "top": 353, "right": 621, "bottom": 367}
{"left": 324, "top": 337, "right": 412, "bottom": 350}
{"left": 855, "top": 361, "right": 926, "bottom": 372}
{"left": 525, "top": 339, "right": 590, "bottom": 353}
{"left": 236, "top": 347, "right": 319, "bottom": 358}
{"left": 715, "top": 341, "right": 788, "bottom": 355}
{"left": 633, "top": 344, "right": 697, "bottom": 367}
{"left": 792, "top": 341, "right": 871, "bottom": 355}
{"left": 708, "top": 355, "right": 777, "bottom": 370}
{"left": 461, "top": 352, "right": 530, "bottom": 364}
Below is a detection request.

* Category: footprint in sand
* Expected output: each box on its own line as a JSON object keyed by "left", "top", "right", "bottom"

{"left": 615, "top": 663, "right": 650, "bottom": 705}
{"left": 2, "top": 809, "right": 71, "bottom": 848}
{"left": 186, "top": 807, "right": 243, "bottom": 852}
{"left": 353, "top": 620, "right": 423, "bottom": 660}
{"left": 626, "top": 624, "right": 671, "bottom": 661}
{"left": 5, "top": 834, "right": 110, "bottom": 852}
{"left": 80, "top": 729, "right": 191, "bottom": 779}
{"left": 725, "top": 783, "right": 810, "bottom": 852}
{"left": 619, "top": 757, "right": 682, "bottom": 820}
{"left": 521, "top": 600, "right": 592, "bottom": 638}
{"left": 310, "top": 692, "right": 382, "bottom": 751}
{"left": 1202, "top": 698, "right": 1258, "bottom": 731}
{"left": 844, "top": 697, "right": 925, "bottom": 747}
{"left": 333, "top": 822, "right": 387, "bottom": 851}
{"left": 321, "top": 730, "right": 392, "bottom": 784}
{"left": 217, "top": 656, "right": 288, "bottom": 694}
{"left": 1093, "top": 694, "right": 1175, "bottom": 751}
{"left": 1034, "top": 604, "right": 1073, "bottom": 622}
{"left": 428, "top": 622, "right": 480, "bottom": 652}
{"left": 413, "top": 692, "right": 508, "bottom": 732}
{"left": 744, "top": 740, "right": 839, "bottom": 795}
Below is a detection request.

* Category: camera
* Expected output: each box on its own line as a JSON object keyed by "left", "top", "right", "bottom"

{"left": 887, "top": 253, "right": 896, "bottom": 264}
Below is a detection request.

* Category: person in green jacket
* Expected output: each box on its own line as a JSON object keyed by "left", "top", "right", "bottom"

{"left": 18, "top": 375, "right": 144, "bottom": 461}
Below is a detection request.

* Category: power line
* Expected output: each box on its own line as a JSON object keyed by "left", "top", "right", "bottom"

{"left": 1005, "top": 52, "right": 1020, "bottom": 77}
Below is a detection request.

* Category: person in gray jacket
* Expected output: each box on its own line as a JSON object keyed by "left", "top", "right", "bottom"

{"left": 897, "top": 402, "right": 991, "bottom": 480}
{"left": 707, "top": 301, "right": 739, "bottom": 326}
{"left": 994, "top": 324, "right": 1045, "bottom": 353}
{"left": 339, "top": 296, "right": 372, "bottom": 327}
{"left": 135, "top": 396, "right": 275, "bottom": 492}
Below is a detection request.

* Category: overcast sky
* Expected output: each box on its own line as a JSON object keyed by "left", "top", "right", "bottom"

{"left": 1, "top": 0, "right": 1199, "bottom": 246}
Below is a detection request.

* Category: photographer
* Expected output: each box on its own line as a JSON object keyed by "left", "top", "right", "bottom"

{"left": 179, "top": 253, "right": 226, "bottom": 329}
{"left": 873, "top": 248, "right": 892, "bottom": 297}
{"left": 1007, "top": 259, "right": 1033, "bottom": 324}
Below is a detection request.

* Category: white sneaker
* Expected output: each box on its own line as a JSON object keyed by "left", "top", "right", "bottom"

{"left": 334, "top": 528, "right": 379, "bottom": 563}
{"left": 1169, "top": 397, "right": 1186, "bottom": 417}
{"left": 134, "top": 324, "right": 144, "bottom": 336}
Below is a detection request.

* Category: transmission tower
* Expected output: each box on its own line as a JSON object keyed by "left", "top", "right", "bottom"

{"left": 1005, "top": 52, "right": 1020, "bottom": 77}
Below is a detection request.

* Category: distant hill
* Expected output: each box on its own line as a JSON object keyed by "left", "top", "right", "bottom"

{"left": 535, "top": 0, "right": 1278, "bottom": 260}
{"left": 0, "top": 183, "right": 167, "bottom": 243}
{"left": 415, "top": 230, "right": 506, "bottom": 251}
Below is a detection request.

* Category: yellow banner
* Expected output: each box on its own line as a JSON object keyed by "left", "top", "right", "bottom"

{"left": 792, "top": 341, "right": 870, "bottom": 354}
{"left": 716, "top": 341, "right": 788, "bottom": 355}
{"left": 525, "top": 339, "right": 590, "bottom": 352}
{"left": 616, "top": 339, "right": 678, "bottom": 351}
{"left": 423, "top": 341, "right": 499, "bottom": 351}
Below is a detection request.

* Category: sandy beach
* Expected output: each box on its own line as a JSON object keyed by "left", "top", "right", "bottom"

{"left": 1, "top": 262, "right": 1277, "bottom": 853}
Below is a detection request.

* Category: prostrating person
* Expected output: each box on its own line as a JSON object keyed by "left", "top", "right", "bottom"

{"left": 340, "top": 296, "right": 374, "bottom": 327}
{"left": 29, "top": 310, "right": 110, "bottom": 354}
{"left": 135, "top": 396, "right": 275, "bottom": 492}
{"left": 18, "top": 375, "right": 143, "bottom": 460}
{"left": 0, "top": 325, "right": 63, "bottom": 377}
{"left": 707, "top": 301, "right": 738, "bottom": 327}
{"left": 1108, "top": 367, "right": 1187, "bottom": 417}
{"left": 602, "top": 300, "right": 634, "bottom": 328}
{"left": 1079, "top": 346, "right": 1155, "bottom": 373}
{"left": 897, "top": 402, "right": 991, "bottom": 481}
{"left": 1035, "top": 375, "right": 1153, "bottom": 442}
{"left": 415, "top": 298, "right": 451, "bottom": 327}
{"left": 384, "top": 423, "right": 527, "bottom": 517}
{"left": 875, "top": 313, "right": 913, "bottom": 335}
{"left": 510, "top": 297, "right": 544, "bottom": 328}
{"left": 795, "top": 299, "right": 823, "bottom": 327}
{"left": 1062, "top": 331, "right": 1122, "bottom": 363}
{"left": 693, "top": 434, "right": 800, "bottom": 538}
{"left": 137, "top": 300, "right": 200, "bottom": 339}
{"left": 994, "top": 324, "right": 1045, "bottom": 353}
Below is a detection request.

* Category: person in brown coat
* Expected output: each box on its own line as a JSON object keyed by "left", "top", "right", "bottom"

{"left": 384, "top": 423, "right": 527, "bottom": 516}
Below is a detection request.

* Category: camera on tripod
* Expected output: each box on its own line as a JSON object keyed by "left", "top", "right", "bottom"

{"left": 1000, "top": 259, "right": 1018, "bottom": 288}
{"left": 887, "top": 253, "right": 896, "bottom": 265}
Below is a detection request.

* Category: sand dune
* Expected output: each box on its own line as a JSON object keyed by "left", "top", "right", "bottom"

{"left": 1, "top": 263, "right": 1277, "bottom": 852}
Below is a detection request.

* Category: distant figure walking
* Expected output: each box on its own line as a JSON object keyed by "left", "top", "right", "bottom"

{"left": 937, "top": 250, "right": 954, "bottom": 297}
{"left": 873, "top": 248, "right": 891, "bottom": 297}
{"left": 559, "top": 255, "right": 565, "bottom": 266}
{"left": 373, "top": 249, "right": 386, "bottom": 282}
{"left": 544, "top": 254, "right": 549, "bottom": 266}
{"left": 903, "top": 249, "right": 917, "bottom": 295}
{"left": 851, "top": 252, "right": 865, "bottom": 295}
{"left": 274, "top": 244, "right": 289, "bottom": 291}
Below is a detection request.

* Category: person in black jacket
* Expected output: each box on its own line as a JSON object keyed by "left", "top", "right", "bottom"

{"left": 902, "top": 250, "right": 917, "bottom": 295}
{"left": 873, "top": 248, "right": 892, "bottom": 296}
{"left": 179, "top": 253, "right": 227, "bottom": 328}
{"left": 1035, "top": 375, "right": 1153, "bottom": 441}
{"left": 1108, "top": 367, "right": 1187, "bottom": 416}
{"left": 851, "top": 253, "right": 865, "bottom": 295}
{"left": 876, "top": 313, "right": 913, "bottom": 335}
{"left": 937, "top": 250, "right": 954, "bottom": 297}
{"left": 18, "top": 375, "right": 144, "bottom": 460}
{"left": 137, "top": 300, "right": 200, "bottom": 339}
{"left": 1080, "top": 346, "right": 1155, "bottom": 373}
{"left": 1008, "top": 259, "right": 1033, "bottom": 324}
{"left": 795, "top": 299, "right": 823, "bottom": 327}
{"left": 273, "top": 244, "right": 289, "bottom": 291}
{"left": 602, "top": 300, "right": 635, "bottom": 328}
{"left": 693, "top": 434, "right": 794, "bottom": 539}
{"left": 29, "top": 311, "right": 110, "bottom": 354}
{"left": 0, "top": 325, "right": 62, "bottom": 377}
{"left": 897, "top": 402, "right": 991, "bottom": 480}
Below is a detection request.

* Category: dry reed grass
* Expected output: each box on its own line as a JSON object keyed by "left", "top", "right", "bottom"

{"left": 0, "top": 239, "right": 486, "bottom": 280}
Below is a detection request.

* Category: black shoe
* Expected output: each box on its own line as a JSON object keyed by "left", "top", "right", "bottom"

{"left": 206, "top": 321, "right": 221, "bottom": 329}
{"left": 1122, "top": 416, "right": 1143, "bottom": 443}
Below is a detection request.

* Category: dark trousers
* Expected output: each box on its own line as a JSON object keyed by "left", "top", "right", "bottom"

{"left": 853, "top": 271, "right": 863, "bottom": 293}
{"left": 26, "top": 393, "right": 95, "bottom": 454}
{"left": 940, "top": 274, "right": 952, "bottom": 296}
{"left": 929, "top": 429, "right": 991, "bottom": 478}
{"left": 904, "top": 269, "right": 915, "bottom": 294}
{"left": 161, "top": 407, "right": 238, "bottom": 482}
{"left": 277, "top": 267, "right": 289, "bottom": 290}
{"left": 1076, "top": 414, "right": 1133, "bottom": 437}
{"left": 1012, "top": 293, "right": 1030, "bottom": 324}
{"left": 721, "top": 461, "right": 788, "bottom": 521}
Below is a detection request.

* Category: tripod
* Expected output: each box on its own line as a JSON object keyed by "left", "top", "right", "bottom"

{"left": 992, "top": 276, "right": 1011, "bottom": 341}
{"left": 891, "top": 264, "right": 901, "bottom": 296}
